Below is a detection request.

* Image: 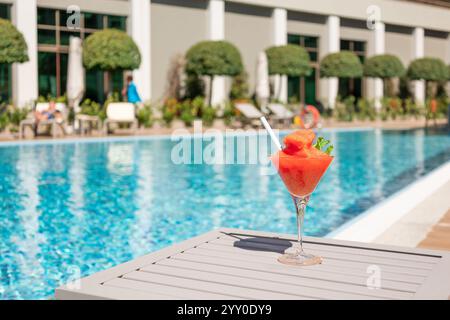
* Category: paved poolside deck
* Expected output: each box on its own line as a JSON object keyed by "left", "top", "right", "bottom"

{"left": 418, "top": 210, "right": 450, "bottom": 251}
{"left": 1, "top": 118, "right": 447, "bottom": 142}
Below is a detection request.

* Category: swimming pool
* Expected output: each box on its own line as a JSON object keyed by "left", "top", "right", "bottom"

{"left": 1, "top": 128, "right": 449, "bottom": 299}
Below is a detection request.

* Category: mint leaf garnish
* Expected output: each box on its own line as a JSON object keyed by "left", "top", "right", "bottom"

{"left": 313, "top": 137, "right": 333, "bottom": 155}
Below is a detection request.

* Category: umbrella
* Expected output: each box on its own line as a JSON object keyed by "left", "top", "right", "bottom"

{"left": 67, "top": 36, "right": 85, "bottom": 113}
{"left": 255, "top": 51, "right": 270, "bottom": 113}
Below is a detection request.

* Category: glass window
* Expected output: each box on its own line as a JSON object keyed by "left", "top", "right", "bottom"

{"left": 287, "top": 34, "right": 319, "bottom": 104}
{"left": 85, "top": 70, "right": 105, "bottom": 102}
{"left": 303, "top": 36, "right": 317, "bottom": 49}
{"left": 340, "top": 40, "right": 350, "bottom": 50}
{"left": 107, "top": 15, "right": 126, "bottom": 31}
{"left": 0, "top": 4, "right": 10, "bottom": 20}
{"left": 37, "top": 7, "right": 127, "bottom": 101}
{"left": 287, "top": 34, "right": 300, "bottom": 45}
{"left": 84, "top": 12, "right": 103, "bottom": 29}
{"left": 38, "top": 52, "right": 57, "bottom": 97}
{"left": 38, "top": 29, "right": 57, "bottom": 45}
{"left": 60, "top": 31, "right": 81, "bottom": 46}
{"left": 37, "top": 8, "right": 55, "bottom": 25}
{"left": 60, "top": 53, "right": 68, "bottom": 95}
{"left": 0, "top": 4, "right": 11, "bottom": 101}
{"left": 338, "top": 40, "right": 366, "bottom": 99}
{"left": 0, "top": 64, "right": 11, "bottom": 102}
{"left": 111, "top": 70, "right": 124, "bottom": 94}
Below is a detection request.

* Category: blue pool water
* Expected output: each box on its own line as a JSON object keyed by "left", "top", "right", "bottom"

{"left": 0, "top": 128, "right": 449, "bottom": 299}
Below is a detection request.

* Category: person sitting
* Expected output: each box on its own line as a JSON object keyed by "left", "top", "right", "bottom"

{"left": 34, "top": 101, "right": 63, "bottom": 134}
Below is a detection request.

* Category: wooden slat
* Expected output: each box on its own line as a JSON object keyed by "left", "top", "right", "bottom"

{"left": 104, "top": 277, "right": 238, "bottom": 300}
{"left": 155, "top": 257, "right": 413, "bottom": 299}
{"left": 185, "top": 246, "right": 431, "bottom": 281}
{"left": 206, "top": 239, "right": 435, "bottom": 274}
{"left": 196, "top": 242, "right": 428, "bottom": 283}
{"left": 173, "top": 252, "right": 420, "bottom": 293}
{"left": 122, "top": 270, "right": 307, "bottom": 300}
{"left": 217, "top": 233, "right": 441, "bottom": 264}
{"left": 137, "top": 264, "right": 382, "bottom": 300}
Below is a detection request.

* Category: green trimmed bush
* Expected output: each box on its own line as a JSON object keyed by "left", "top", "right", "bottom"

{"left": 364, "top": 54, "right": 405, "bottom": 79}
{"left": 185, "top": 40, "right": 243, "bottom": 104}
{"left": 407, "top": 57, "right": 448, "bottom": 81}
{"left": 364, "top": 54, "right": 405, "bottom": 97}
{"left": 0, "top": 18, "right": 28, "bottom": 64}
{"left": 265, "top": 44, "right": 312, "bottom": 77}
{"left": 407, "top": 57, "right": 448, "bottom": 100}
{"left": 83, "top": 29, "right": 141, "bottom": 71}
{"left": 320, "top": 51, "right": 363, "bottom": 78}
{"left": 185, "top": 40, "right": 243, "bottom": 77}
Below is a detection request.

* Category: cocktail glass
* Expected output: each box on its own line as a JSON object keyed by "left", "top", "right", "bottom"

{"left": 271, "top": 153, "right": 333, "bottom": 266}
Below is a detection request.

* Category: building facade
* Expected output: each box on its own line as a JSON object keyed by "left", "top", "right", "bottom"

{"left": 0, "top": 0, "right": 449, "bottom": 107}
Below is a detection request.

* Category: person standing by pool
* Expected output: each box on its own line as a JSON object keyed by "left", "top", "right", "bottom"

{"left": 122, "top": 75, "right": 143, "bottom": 108}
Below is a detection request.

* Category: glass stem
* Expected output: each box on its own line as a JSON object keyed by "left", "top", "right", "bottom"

{"left": 293, "top": 196, "right": 309, "bottom": 255}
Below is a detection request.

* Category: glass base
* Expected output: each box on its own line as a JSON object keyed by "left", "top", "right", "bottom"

{"left": 278, "top": 252, "right": 322, "bottom": 266}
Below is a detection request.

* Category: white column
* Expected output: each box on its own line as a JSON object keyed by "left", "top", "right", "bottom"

{"left": 412, "top": 27, "right": 425, "bottom": 105}
{"left": 446, "top": 34, "right": 450, "bottom": 96}
{"left": 373, "top": 22, "right": 385, "bottom": 109}
{"left": 272, "top": 8, "right": 287, "bottom": 103}
{"left": 13, "top": 0, "right": 38, "bottom": 108}
{"left": 130, "top": 0, "right": 151, "bottom": 102}
{"left": 208, "top": 0, "right": 225, "bottom": 106}
{"left": 326, "top": 16, "right": 340, "bottom": 108}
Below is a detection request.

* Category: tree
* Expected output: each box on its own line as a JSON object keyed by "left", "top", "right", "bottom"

{"left": 0, "top": 18, "right": 29, "bottom": 64}
{"left": 185, "top": 40, "right": 243, "bottom": 105}
{"left": 265, "top": 44, "right": 311, "bottom": 99}
{"left": 83, "top": 29, "right": 141, "bottom": 95}
{"left": 407, "top": 57, "right": 448, "bottom": 98}
{"left": 0, "top": 19, "right": 28, "bottom": 103}
{"left": 364, "top": 54, "right": 405, "bottom": 97}
{"left": 320, "top": 51, "right": 363, "bottom": 78}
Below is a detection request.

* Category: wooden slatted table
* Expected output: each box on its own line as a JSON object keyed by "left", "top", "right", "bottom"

{"left": 55, "top": 228, "right": 450, "bottom": 300}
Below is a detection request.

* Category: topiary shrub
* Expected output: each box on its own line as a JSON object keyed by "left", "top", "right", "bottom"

{"left": 0, "top": 18, "right": 29, "bottom": 64}
{"left": 265, "top": 44, "right": 312, "bottom": 77}
{"left": 185, "top": 40, "right": 243, "bottom": 105}
{"left": 364, "top": 54, "right": 405, "bottom": 97}
{"left": 320, "top": 51, "right": 363, "bottom": 78}
{"left": 407, "top": 57, "right": 448, "bottom": 82}
{"left": 83, "top": 29, "right": 141, "bottom": 70}
{"left": 265, "top": 44, "right": 312, "bottom": 100}
{"left": 83, "top": 29, "right": 141, "bottom": 95}
{"left": 407, "top": 57, "right": 448, "bottom": 99}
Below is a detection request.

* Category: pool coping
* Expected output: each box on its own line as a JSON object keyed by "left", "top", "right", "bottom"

{"left": 0, "top": 127, "right": 374, "bottom": 147}
{"left": 327, "top": 160, "right": 450, "bottom": 243}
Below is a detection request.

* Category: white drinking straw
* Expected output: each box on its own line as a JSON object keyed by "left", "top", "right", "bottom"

{"left": 260, "top": 116, "right": 282, "bottom": 151}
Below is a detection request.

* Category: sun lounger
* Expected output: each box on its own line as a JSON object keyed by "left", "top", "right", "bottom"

{"left": 56, "top": 228, "right": 450, "bottom": 300}
{"left": 234, "top": 103, "right": 263, "bottom": 128}
{"left": 268, "top": 103, "right": 294, "bottom": 128}
{"left": 103, "top": 102, "right": 138, "bottom": 135}
{"left": 19, "top": 102, "right": 67, "bottom": 139}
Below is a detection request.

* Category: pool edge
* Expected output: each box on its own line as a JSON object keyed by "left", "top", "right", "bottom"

{"left": 327, "top": 160, "right": 450, "bottom": 243}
